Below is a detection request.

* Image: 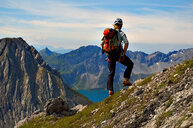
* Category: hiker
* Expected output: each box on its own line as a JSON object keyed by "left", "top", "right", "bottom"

{"left": 101, "top": 18, "right": 134, "bottom": 96}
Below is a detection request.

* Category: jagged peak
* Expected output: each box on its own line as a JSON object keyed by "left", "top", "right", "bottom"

{"left": 40, "top": 47, "right": 54, "bottom": 56}
{"left": 44, "top": 47, "right": 52, "bottom": 52}
{"left": 0, "top": 37, "right": 60, "bottom": 76}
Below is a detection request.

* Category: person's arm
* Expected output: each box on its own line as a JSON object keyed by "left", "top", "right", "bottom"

{"left": 122, "top": 32, "right": 129, "bottom": 56}
{"left": 123, "top": 43, "right": 128, "bottom": 55}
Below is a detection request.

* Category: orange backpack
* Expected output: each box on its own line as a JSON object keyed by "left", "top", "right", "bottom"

{"left": 102, "top": 28, "right": 118, "bottom": 53}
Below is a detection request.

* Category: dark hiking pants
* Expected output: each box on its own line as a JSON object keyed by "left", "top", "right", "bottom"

{"left": 107, "top": 55, "right": 134, "bottom": 91}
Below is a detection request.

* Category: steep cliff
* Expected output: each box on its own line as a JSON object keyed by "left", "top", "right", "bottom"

{"left": 20, "top": 58, "right": 193, "bottom": 128}
{"left": 0, "top": 38, "right": 92, "bottom": 128}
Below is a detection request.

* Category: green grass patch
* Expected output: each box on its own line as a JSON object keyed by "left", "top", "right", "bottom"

{"left": 153, "top": 83, "right": 165, "bottom": 97}
{"left": 165, "top": 96, "right": 173, "bottom": 109}
{"left": 137, "top": 74, "right": 155, "bottom": 86}
{"left": 174, "top": 59, "right": 193, "bottom": 75}
{"left": 168, "top": 59, "right": 193, "bottom": 84}
{"left": 190, "top": 104, "right": 193, "bottom": 113}
{"left": 168, "top": 74, "right": 178, "bottom": 84}
{"left": 137, "top": 101, "right": 146, "bottom": 112}
{"left": 153, "top": 81, "right": 169, "bottom": 97}
{"left": 156, "top": 110, "right": 175, "bottom": 127}
{"left": 20, "top": 115, "right": 58, "bottom": 128}
{"left": 176, "top": 115, "right": 187, "bottom": 128}
{"left": 158, "top": 82, "right": 167, "bottom": 90}
{"left": 137, "top": 90, "right": 153, "bottom": 111}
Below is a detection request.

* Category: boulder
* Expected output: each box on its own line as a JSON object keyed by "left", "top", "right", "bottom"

{"left": 44, "top": 97, "right": 75, "bottom": 116}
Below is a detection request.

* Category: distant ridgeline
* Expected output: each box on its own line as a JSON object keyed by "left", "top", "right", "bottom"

{"left": 0, "top": 38, "right": 92, "bottom": 128}
{"left": 40, "top": 45, "right": 193, "bottom": 90}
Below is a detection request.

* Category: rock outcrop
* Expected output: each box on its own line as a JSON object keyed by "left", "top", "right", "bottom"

{"left": 0, "top": 38, "right": 92, "bottom": 128}
{"left": 44, "top": 97, "right": 75, "bottom": 116}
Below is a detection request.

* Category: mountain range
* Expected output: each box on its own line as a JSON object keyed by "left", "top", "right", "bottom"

{"left": 0, "top": 38, "right": 92, "bottom": 128}
{"left": 40, "top": 46, "right": 193, "bottom": 90}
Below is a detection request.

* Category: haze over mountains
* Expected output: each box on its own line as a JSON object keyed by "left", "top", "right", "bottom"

{"left": 33, "top": 44, "right": 73, "bottom": 54}
{"left": 0, "top": 38, "right": 92, "bottom": 128}
{"left": 40, "top": 46, "right": 193, "bottom": 90}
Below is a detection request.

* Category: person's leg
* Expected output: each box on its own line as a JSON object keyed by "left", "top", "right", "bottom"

{"left": 107, "top": 60, "right": 116, "bottom": 91}
{"left": 120, "top": 56, "right": 134, "bottom": 79}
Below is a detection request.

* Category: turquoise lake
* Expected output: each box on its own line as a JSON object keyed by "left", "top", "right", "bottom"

{"left": 77, "top": 89, "right": 118, "bottom": 102}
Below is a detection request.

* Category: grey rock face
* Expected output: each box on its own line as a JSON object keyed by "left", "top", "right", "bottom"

{"left": 0, "top": 38, "right": 92, "bottom": 128}
{"left": 44, "top": 97, "right": 75, "bottom": 116}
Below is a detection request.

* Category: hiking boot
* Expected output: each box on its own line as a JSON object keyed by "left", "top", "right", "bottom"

{"left": 123, "top": 78, "right": 132, "bottom": 86}
{"left": 109, "top": 90, "right": 114, "bottom": 96}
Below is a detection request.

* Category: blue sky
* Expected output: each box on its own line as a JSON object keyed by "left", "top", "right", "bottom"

{"left": 0, "top": 0, "right": 193, "bottom": 53}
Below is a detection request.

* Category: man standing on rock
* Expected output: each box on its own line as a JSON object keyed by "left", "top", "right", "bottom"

{"left": 101, "top": 18, "right": 134, "bottom": 96}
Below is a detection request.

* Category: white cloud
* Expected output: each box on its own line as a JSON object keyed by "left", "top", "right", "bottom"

{"left": 0, "top": 0, "right": 193, "bottom": 49}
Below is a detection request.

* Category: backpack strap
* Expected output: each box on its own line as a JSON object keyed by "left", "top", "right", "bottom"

{"left": 113, "top": 29, "right": 119, "bottom": 42}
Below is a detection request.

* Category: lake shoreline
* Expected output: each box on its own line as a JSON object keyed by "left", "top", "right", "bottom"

{"left": 76, "top": 89, "right": 119, "bottom": 102}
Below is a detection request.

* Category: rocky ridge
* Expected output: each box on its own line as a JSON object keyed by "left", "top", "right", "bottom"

{"left": 20, "top": 58, "right": 193, "bottom": 128}
{"left": 100, "top": 59, "right": 193, "bottom": 128}
{"left": 0, "top": 38, "right": 92, "bottom": 128}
